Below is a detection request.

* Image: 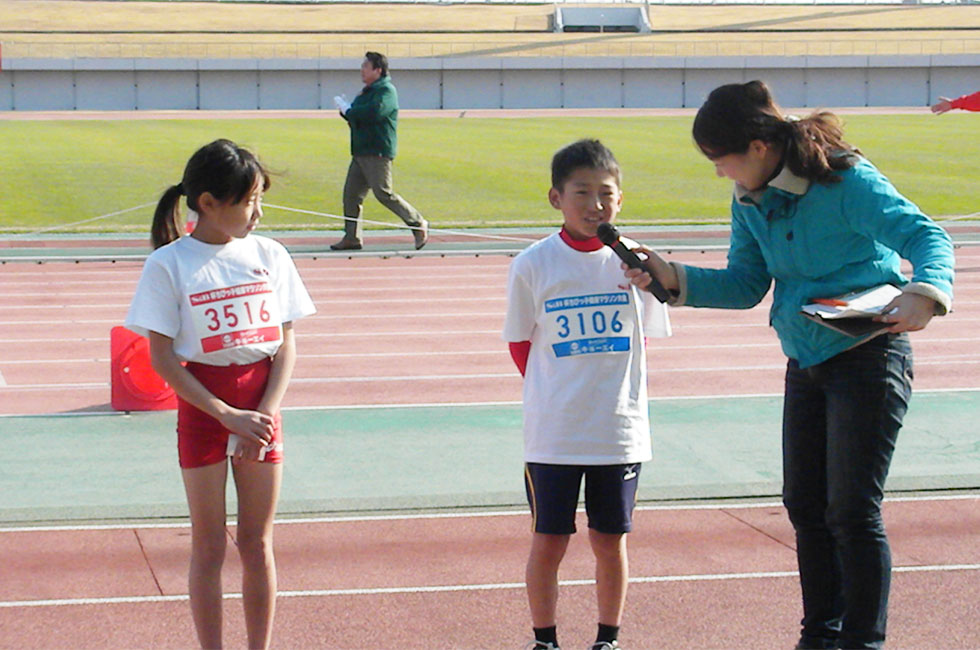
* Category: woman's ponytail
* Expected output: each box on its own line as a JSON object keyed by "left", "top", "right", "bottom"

{"left": 151, "top": 183, "right": 184, "bottom": 250}
{"left": 693, "top": 80, "right": 860, "bottom": 185}
{"left": 782, "top": 112, "right": 860, "bottom": 185}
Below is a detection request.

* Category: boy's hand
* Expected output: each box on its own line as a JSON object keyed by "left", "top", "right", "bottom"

{"left": 623, "top": 246, "right": 679, "bottom": 293}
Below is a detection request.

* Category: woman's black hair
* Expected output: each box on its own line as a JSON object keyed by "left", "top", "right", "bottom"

{"left": 151, "top": 139, "right": 270, "bottom": 249}
{"left": 692, "top": 80, "right": 860, "bottom": 185}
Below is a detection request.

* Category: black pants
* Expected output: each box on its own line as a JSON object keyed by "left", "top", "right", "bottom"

{"left": 782, "top": 334, "right": 913, "bottom": 649}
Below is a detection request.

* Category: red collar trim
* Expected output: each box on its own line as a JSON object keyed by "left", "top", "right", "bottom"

{"left": 560, "top": 227, "right": 603, "bottom": 252}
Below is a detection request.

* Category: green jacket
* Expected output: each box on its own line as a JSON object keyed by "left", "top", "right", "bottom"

{"left": 343, "top": 75, "right": 398, "bottom": 159}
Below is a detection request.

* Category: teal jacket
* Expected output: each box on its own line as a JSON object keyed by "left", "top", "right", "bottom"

{"left": 675, "top": 156, "right": 955, "bottom": 368}
{"left": 343, "top": 75, "right": 398, "bottom": 159}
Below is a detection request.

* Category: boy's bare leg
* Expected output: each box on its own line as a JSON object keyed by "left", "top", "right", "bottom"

{"left": 589, "top": 529, "right": 629, "bottom": 626}
{"left": 526, "top": 532, "right": 572, "bottom": 626}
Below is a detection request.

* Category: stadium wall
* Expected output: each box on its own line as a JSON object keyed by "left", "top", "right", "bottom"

{"left": 0, "top": 55, "right": 976, "bottom": 111}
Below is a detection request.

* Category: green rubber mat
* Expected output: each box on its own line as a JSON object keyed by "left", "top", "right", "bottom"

{"left": 2, "top": 391, "right": 977, "bottom": 525}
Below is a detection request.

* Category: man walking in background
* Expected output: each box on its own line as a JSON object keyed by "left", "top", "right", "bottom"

{"left": 332, "top": 51, "right": 428, "bottom": 251}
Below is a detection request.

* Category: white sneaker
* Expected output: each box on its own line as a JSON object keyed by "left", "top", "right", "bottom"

{"left": 590, "top": 642, "right": 621, "bottom": 650}
{"left": 524, "top": 641, "right": 560, "bottom": 650}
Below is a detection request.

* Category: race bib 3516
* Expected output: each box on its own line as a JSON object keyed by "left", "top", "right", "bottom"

{"left": 189, "top": 282, "right": 282, "bottom": 353}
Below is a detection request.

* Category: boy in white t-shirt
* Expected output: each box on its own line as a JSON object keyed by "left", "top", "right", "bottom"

{"left": 503, "top": 139, "right": 671, "bottom": 650}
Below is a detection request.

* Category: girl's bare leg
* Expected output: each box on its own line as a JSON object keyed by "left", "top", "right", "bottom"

{"left": 232, "top": 460, "right": 283, "bottom": 650}
{"left": 182, "top": 462, "right": 230, "bottom": 649}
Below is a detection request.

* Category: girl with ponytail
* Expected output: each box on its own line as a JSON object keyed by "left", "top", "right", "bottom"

{"left": 127, "top": 139, "right": 316, "bottom": 649}
{"left": 626, "top": 81, "right": 954, "bottom": 649}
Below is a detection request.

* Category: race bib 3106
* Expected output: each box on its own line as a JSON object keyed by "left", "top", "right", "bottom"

{"left": 543, "top": 292, "right": 634, "bottom": 358}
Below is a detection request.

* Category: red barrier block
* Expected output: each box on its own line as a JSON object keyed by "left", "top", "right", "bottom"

{"left": 110, "top": 326, "right": 177, "bottom": 411}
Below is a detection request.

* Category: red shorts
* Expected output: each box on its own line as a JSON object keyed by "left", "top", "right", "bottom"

{"left": 176, "top": 359, "right": 283, "bottom": 469}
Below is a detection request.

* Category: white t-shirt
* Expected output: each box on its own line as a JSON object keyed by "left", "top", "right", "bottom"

{"left": 126, "top": 234, "right": 316, "bottom": 365}
{"left": 503, "top": 232, "right": 671, "bottom": 465}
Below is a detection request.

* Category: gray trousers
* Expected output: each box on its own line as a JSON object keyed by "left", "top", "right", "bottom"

{"left": 341, "top": 154, "right": 424, "bottom": 241}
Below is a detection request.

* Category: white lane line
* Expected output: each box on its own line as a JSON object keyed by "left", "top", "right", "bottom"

{"left": 7, "top": 298, "right": 980, "bottom": 312}
{"left": 0, "top": 312, "right": 500, "bottom": 325}
{"left": 0, "top": 351, "right": 497, "bottom": 364}
{"left": 4, "top": 494, "right": 975, "bottom": 533}
{"left": 0, "top": 382, "right": 108, "bottom": 390}
{"left": 0, "top": 284, "right": 508, "bottom": 297}
{"left": 0, "top": 269, "right": 510, "bottom": 285}
{"left": 6, "top": 315, "right": 980, "bottom": 329}
{"left": 3, "top": 332, "right": 980, "bottom": 347}
{"left": 0, "top": 296, "right": 508, "bottom": 311}
{"left": 4, "top": 387, "right": 979, "bottom": 415}
{"left": 7, "top": 359, "right": 980, "bottom": 390}
{"left": 2, "top": 564, "right": 977, "bottom": 609}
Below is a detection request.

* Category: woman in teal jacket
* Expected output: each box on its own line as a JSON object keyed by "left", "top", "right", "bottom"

{"left": 627, "top": 81, "right": 954, "bottom": 649}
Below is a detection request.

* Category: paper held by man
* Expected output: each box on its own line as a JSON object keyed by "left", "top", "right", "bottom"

{"left": 800, "top": 284, "right": 902, "bottom": 337}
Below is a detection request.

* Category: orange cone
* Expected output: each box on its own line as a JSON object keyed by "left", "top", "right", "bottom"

{"left": 110, "top": 326, "right": 178, "bottom": 411}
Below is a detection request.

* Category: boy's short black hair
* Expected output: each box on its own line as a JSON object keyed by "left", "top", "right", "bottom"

{"left": 551, "top": 139, "right": 622, "bottom": 191}
{"left": 364, "top": 51, "right": 389, "bottom": 77}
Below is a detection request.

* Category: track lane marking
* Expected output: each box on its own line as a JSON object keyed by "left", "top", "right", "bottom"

{"left": 2, "top": 564, "right": 977, "bottom": 609}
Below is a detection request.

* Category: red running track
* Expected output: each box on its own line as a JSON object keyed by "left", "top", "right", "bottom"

{"left": 1, "top": 497, "right": 979, "bottom": 648}
{"left": 1, "top": 247, "right": 978, "bottom": 649}
{"left": 0, "top": 248, "right": 978, "bottom": 414}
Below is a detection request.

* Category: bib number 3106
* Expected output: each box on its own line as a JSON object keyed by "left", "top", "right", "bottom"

{"left": 544, "top": 292, "right": 633, "bottom": 358}
{"left": 556, "top": 309, "right": 624, "bottom": 338}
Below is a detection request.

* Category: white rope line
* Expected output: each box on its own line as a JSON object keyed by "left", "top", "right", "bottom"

{"left": 9, "top": 202, "right": 157, "bottom": 238}
{"left": 944, "top": 211, "right": 980, "bottom": 222}
{"left": 263, "top": 202, "right": 539, "bottom": 244}
{"left": 6, "top": 201, "right": 975, "bottom": 244}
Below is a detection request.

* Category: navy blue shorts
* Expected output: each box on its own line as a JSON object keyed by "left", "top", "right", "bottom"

{"left": 524, "top": 462, "right": 642, "bottom": 535}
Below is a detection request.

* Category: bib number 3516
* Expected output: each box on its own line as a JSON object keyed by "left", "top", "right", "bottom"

{"left": 189, "top": 282, "right": 281, "bottom": 353}
{"left": 203, "top": 299, "right": 272, "bottom": 331}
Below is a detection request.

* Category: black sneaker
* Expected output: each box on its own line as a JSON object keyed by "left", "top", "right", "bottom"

{"left": 413, "top": 219, "right": 429, "bottom": 250}
{"left": 329, "top": 238, "right": 362, "bottom": 251}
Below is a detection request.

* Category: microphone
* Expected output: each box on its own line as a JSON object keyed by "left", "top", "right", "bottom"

{"left": 596, "top": 222, "right": 671, "bottom": 303}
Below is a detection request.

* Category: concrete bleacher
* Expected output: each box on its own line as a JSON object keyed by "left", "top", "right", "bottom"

{"left": 0, "top": 0, "right": 977, "bottom": 110}
{"left": 552, "top": 6, "right": 652, "bottom": 33}
{"left": 2, "top": 53, "right": 977, "bottom": 111}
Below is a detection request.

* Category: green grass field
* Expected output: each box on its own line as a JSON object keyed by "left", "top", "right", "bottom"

{"left": 0, "top": 113, "right": 975, "bottom": 234}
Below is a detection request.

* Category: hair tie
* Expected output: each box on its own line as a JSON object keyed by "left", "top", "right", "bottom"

{"left": 175, "top": 182, "right": 185, "bottom": 195}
